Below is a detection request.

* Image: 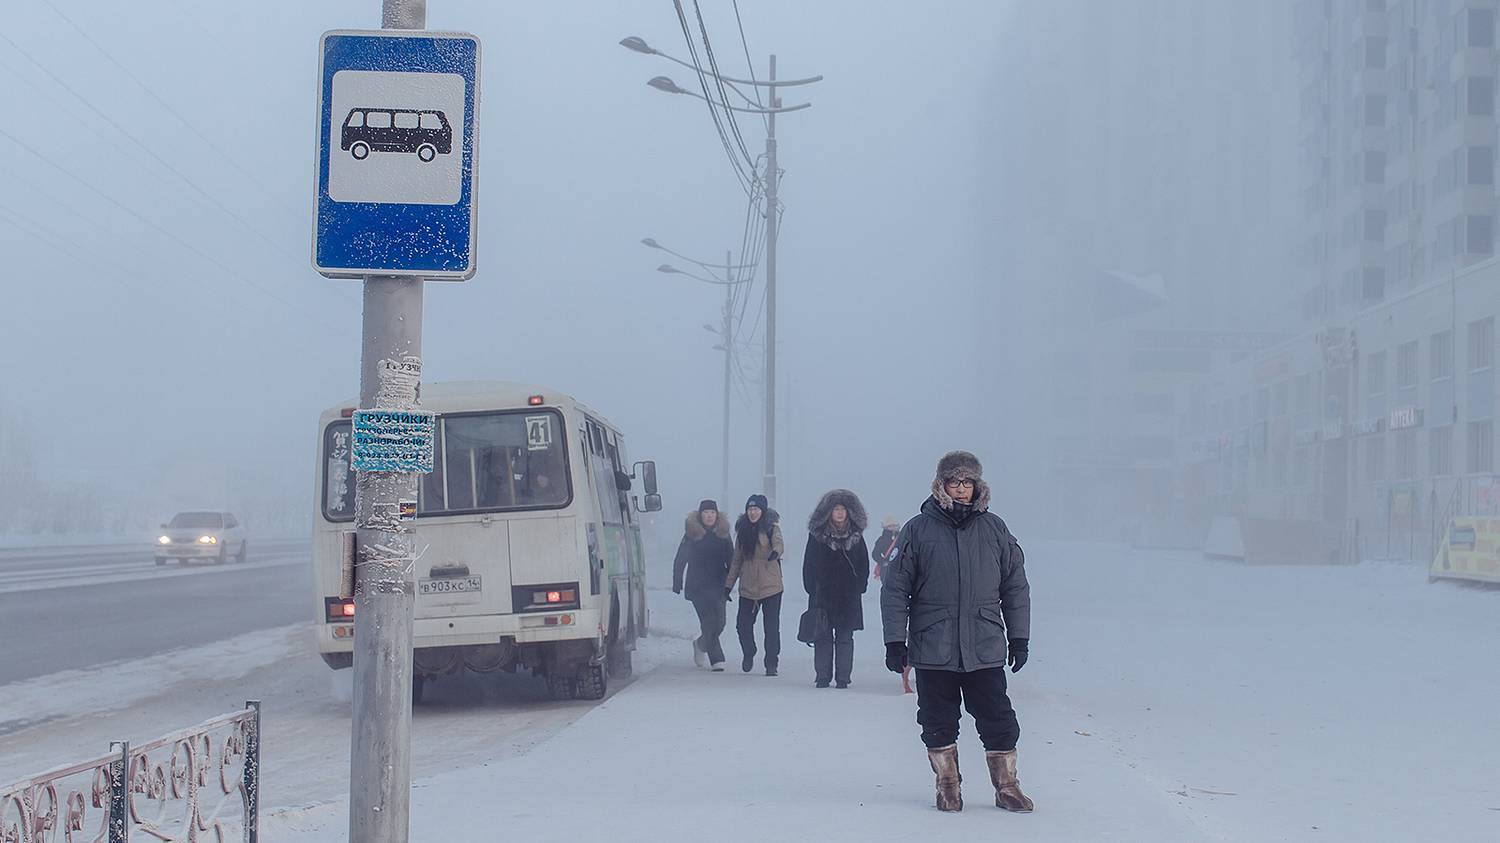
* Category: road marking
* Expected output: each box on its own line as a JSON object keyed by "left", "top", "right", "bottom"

{"left": 0, "top": 554, "right": 307, "bottom": 595}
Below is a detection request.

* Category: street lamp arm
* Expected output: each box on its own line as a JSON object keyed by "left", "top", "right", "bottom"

{"left": 622, "top": 38, "right": 823, "bottom": 87}
{"left": 669, "top": 84, "right": 812, "bottom": 114}
{"left": 656, "top": 264, "right": 750, "bottom": 287}
{"left": 642, "top": 238, "right": 754, "bottom": 273}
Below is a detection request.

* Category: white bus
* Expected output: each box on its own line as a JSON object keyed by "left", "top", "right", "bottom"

{"left": 313, "top": 381, "right": 661, "bottom": 702}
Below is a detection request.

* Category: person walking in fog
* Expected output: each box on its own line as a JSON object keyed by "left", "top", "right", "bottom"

{"left": 881, "top": 451, "right": 1033, "bottom": 814}
{"left": 871, "top": 515, "right": 902, "bottom": 581}
{"left": 672, "top": 499, "right": 733, "bottom": 671}
{"left": 728, "top": 494, "right": 784, "bottom": 675}
{"left": 802, "top": 489, "right": 870, "bottom": 688}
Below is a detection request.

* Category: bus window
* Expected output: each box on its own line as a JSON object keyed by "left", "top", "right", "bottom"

{"left": 418, "top": 422, "right": 447, "bottom": 510}
{"left": 394, "top": 111, "right": 420, "bottom": 129}
{"left": 366, "top": 111, "right": 392, "bottom": 129}
{"left": 424, "top": 410, "right": 571, "bottom": 514}
{"left": 323, "top": 421, "right": 355, "bottom": 521}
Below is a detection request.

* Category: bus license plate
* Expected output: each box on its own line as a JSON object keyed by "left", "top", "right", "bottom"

{"left": 419, "top": 576, "right": 482, "bottom": 596}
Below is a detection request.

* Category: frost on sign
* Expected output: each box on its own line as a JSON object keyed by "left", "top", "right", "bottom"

{"left": 352, "top": 410, "right": 436, "bottom": 474}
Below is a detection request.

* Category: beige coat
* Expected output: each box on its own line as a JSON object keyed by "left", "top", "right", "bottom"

{"left": 727, "top": 513, "right": 785, "bottom": 600}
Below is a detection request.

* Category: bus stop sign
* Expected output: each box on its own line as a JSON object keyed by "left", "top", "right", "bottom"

{"left": 314, "top": 30, "right": 481, "bottom": 280}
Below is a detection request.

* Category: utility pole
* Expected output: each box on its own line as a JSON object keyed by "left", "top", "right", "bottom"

{"left": 722, "top": 249, "right": 734, "bottom": 507}
{"left": 349, "top": 1, "right": 425, "bottom": 840}
{"left": 763, "top": 55, "right": 778, "bottom": 507}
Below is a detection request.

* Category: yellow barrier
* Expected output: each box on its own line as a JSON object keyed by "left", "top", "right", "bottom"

{"left": 1431, "top": 517, "right": 1500, "bottom": 584}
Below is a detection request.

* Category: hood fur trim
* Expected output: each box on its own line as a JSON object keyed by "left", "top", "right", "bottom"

{"left": 807, "top": 489, "right": 868, "bottom": 540}
{"left": 684, "top": 510, "right": 731, "bottom": 541}
{"left": 931, "top": 450, "right": 991, "bottom": 512}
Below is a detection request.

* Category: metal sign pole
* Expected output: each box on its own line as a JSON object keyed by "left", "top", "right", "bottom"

{"left": 348, "top": 3, "right": 426, "bottom": 841}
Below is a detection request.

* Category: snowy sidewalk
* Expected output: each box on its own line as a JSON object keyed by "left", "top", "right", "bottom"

{"left": 267, "top": 583, "right": 1207, "bottom": 841}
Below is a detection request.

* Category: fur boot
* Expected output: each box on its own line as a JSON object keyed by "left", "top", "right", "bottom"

{"left": 926, "top": 744, "right": 963, "bottom": 812}
{"left": 985, "top": 749, "right": 1034, "bottom": 812}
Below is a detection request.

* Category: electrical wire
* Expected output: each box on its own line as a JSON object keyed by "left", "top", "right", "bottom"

{"left": 672, "top": 0, "right": 754, "bottom": 195}
{"left": 0, "top": 30, "right": 301, "bottom": 262}
{"left": 0, "top": 124, "right": 302, "bottom": 312}
{"left": 692, "top": 0, "right": 755, "bottom": 167}
{"left": 731, "top": 0, "right": 766, "bottom": 116}
{"left": 33, "top": 0, "right": 301, "bottom": 216}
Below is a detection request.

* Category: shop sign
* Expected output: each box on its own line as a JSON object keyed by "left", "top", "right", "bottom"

{"left": 1388, "top": 405, "right": 1424, "bottom": 430}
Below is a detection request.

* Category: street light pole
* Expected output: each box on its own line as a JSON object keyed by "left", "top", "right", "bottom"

{"left": 349, "top": 2, "right": 425, "bottom": 841}
{"left": 763, "top": 55, "right": 778, "bottom": 507}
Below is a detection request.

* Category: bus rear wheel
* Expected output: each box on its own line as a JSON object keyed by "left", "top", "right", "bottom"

{"left": 575, "top": 662, "right": 608, "bottom": 701}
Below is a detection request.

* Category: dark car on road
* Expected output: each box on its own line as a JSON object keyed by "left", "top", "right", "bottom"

{"left": 341, "top": 107, "right": 453, "bottom": 162}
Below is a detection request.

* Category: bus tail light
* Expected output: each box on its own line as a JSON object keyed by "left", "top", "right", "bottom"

{"left": 513, "top": 583, "right": 580, "bottom": 612}
{"left": 527, "top": 395, "right": 545, "bottom": 406}
{"left": 325, "top": 597, "right": 356, "bottom": 622}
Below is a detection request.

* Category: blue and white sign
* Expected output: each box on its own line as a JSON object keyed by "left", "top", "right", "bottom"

{"left": 315, "top": 30, "right": 481, "bottom": 280}
{"left": 351, "top": 410, "right": 437, "bottom": 474}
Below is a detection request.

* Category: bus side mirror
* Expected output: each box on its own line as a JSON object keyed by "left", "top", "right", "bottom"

{"left": 633, "top": 460, "right": 658, "bottom": 496}
{"left": 638, "top": 493, "right": 663, "bottom": 513}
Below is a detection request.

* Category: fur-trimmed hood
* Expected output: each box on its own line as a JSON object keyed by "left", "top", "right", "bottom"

{"left": 683, "top": 510, "right": 731, "bottom": 541}
{"left": 807, "top": 488, "right": 868, "bottom": 549}
{"left": 931, "top": 450, "right": 992, "bottom": 511}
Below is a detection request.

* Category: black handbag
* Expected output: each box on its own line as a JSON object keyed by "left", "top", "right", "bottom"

{"left": 797, "top": 582, "right": 825, "bottom": 647}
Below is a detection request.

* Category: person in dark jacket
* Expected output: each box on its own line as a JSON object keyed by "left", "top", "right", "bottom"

{"left": 728, "top": 494, "right": 785, "bottom": 675}
{"left": 802, "top": 489, "right": 871, "bottom": 688}
{"left": 881, "top": 451, "right": 1033, "bottom": 814}
{"left": 871, "top": 515, "right": 902, "bottom": 580}
{"left": 672, "top": 500, "right": 733, "bottom": 671}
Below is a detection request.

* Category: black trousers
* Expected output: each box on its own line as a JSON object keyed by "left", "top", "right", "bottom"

{"left": 914, "top": 667, "right": 1020, "bottom": 752}
{"left": 813, "top": 623, "right": 854, "bottom": 685}
{"left": 689, "top": 595, "right": 727, "bottom": 665}
{"left": 736, "top": 592, "right": 782, "bottom": 669}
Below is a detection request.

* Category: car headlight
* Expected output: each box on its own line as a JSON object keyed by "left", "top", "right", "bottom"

{"left": 198, "top": 535, "right": 218, "bottom": 544}
{"left": 157, "top": 536, "right": 171, "bottom": 545}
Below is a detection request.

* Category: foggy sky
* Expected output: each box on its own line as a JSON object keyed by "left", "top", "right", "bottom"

{"left": 0, "top": 1, "right": 1010, "bottom": 532}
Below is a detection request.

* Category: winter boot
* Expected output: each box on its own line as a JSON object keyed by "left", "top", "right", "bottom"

{"left": 692, "top": 639, "right": 708, "bottom": 669}
{"left": 926, "top": 744, "right": 963, "bottom": 812}
{"left": 985, "top": 750, "right": 1034, "bottom": 813}
{"left": 710, "top": 661, "right": 725, "bottom": 672}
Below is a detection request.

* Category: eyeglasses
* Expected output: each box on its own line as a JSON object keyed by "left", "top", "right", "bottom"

{"left": 943, "top": 478, "right": 975, "bottom": 490}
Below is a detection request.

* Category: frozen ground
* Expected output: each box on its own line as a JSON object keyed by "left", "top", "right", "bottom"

{"left": 4, "top": 542, "right": 1497, "bottom": 841}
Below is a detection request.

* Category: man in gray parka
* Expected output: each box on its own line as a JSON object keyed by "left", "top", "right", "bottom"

{"left": 881, "top": 450, "right": 1033, "bottom": 814}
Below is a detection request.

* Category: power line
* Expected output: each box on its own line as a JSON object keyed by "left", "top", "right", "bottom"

{"left": 33, "top": 0, "right": 300, "bottom": 217}
{"left": 0, "top": 124, "right": 302, "bottom": 313}
{"left": 692, "top": 0, "right": 755, "bottom": 168}
{"left": 671, "top": 0, "right": 754, "bottom": 195}
{"left": 731, "top": 0, "right": 766, "bottom": 118}
{"left": 0, "top": 29, "right": 302, "bottom": 262}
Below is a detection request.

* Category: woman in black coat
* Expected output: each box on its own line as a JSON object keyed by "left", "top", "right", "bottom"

{"left": 802, "top": 489, "right": 870, "bottom": 688}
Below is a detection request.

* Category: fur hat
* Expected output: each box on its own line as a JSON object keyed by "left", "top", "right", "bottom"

{"left": 698, "top": 499, "right": 718, "bottom": 513}
{"left": 881, "top": 515, "right": 902, "bottom": 531}
{"left": 745, "top": 494, "right": 769, "bottom": 512}
{"left": 931, "top": 450, "right": 992, "bottom": 511}
{"left": 807, "top": 489, "right": 868, "bottom": 537}
{"left": 684, "top": 509, "right": 730, "bottom": 541}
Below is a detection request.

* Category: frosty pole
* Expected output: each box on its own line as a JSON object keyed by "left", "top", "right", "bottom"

{"left": 349, "top": 1, "right": 426, "bottom": 840}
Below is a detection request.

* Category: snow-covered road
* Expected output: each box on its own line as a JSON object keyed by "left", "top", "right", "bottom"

{"left": 2, "top": 542, "right": 1495, "bottom": 840}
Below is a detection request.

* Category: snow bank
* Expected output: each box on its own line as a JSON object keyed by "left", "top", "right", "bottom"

{"left": 0, "top": 624, "right": 304, "bottom": 734}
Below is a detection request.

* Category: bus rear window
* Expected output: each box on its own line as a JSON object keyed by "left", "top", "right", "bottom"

{"left": 322, "top": 411, "right": 571, "bottom": 523}
{"left": 323, "top": 422, "right": 355, "bottom": 522}
{"left": 421, "top": 410, "right": 570, "bottom": 514}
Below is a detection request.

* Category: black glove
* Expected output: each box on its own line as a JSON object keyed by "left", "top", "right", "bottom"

{"left": 724, "top": 587, "right": 733, "bottom": 603}
{"left": 884, "top": 642, "right": 908, "bottom": 674}
{"left": 1007, "top": 638, "right": 1028, "bottom": 673}
{"left": 672, "top": 586, "right": 682, "bottom": 595}
{"left": 768, "top": 551, "right": 781, "bottom": 563}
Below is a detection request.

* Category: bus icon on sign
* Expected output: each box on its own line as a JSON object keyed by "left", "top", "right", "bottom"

{"left": 341, "top": 108, "right": 452, "bottom": 162}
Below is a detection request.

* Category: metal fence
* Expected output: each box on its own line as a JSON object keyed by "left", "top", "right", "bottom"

{"left": 0, "top": 701, "right": 260, "bottom": 843}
